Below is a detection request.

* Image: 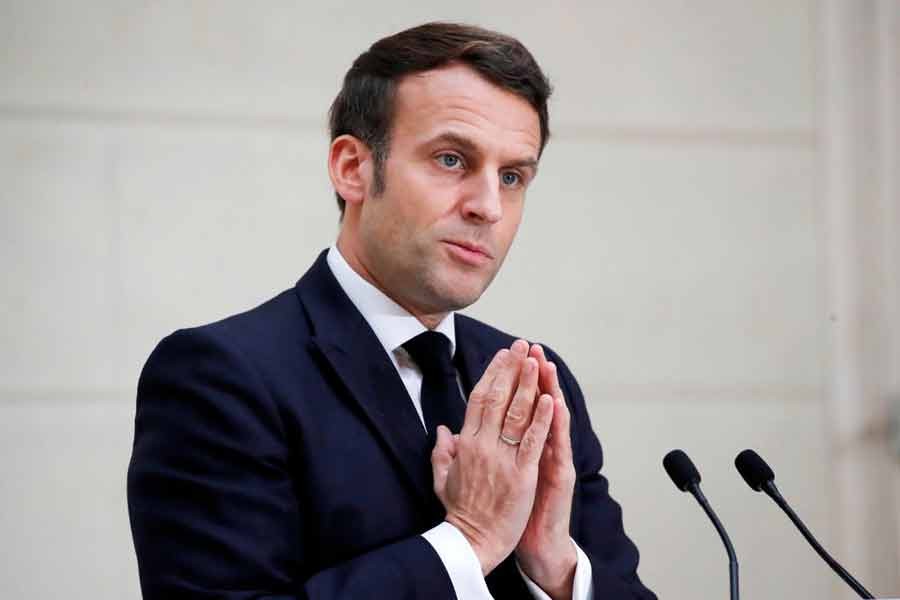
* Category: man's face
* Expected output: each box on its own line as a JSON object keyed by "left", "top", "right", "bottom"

{"left": 353, "top": 63, "right": 542, "bottom": 318}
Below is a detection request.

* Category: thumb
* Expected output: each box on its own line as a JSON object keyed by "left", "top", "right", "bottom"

{"left": 449, "top": 433, "right": 460, "bottom": 458}
{"left": 431, "top": 425, "right": 454, "bottom": 495}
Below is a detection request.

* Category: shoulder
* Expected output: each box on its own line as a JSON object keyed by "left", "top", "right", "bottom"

{"left": 144, "top": 286, "right": 310, "bottom": 380}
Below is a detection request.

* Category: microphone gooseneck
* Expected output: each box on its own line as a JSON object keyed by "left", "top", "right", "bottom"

{"left": 734, "top": 449, "right": 875, "bottom": 600}
{"left": 664, "top": 449, "right": 739, "bottom": 600}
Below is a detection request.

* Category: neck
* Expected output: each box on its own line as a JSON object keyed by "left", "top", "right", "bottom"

{"left": 335, "top": 234, "right": 449, "bottom": 330}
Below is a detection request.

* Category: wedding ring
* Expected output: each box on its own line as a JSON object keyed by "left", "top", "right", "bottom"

{"left": 499, "top": 434, "right": 522, "bottom": 446}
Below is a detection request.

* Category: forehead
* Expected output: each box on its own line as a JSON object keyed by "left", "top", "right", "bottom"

{"left": 390, "top": 63, "right": 541, "bottom": 158}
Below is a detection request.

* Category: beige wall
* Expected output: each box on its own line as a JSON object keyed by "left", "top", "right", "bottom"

{"left": 1, "top": 1, "right": 897, "bottom": 598}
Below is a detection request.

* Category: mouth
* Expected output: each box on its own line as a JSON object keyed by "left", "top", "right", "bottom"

{"left": 442, "top": 240, "right": 494, "bottom": 266}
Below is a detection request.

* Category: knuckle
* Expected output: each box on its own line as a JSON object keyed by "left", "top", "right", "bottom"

{"left": 485, "top": 388, "right": 505, "bottom": 407}
{"left": 556, "top": 460, "right": 576, "bottom": 479}
{"left": 519, "top": 433, "right": 538, "bottom": 454}
{"left": 471, "top": 437, "right": 490, "bottom": 456}
{"left": 504, "top": 407, "right": 525, "bottom": 424}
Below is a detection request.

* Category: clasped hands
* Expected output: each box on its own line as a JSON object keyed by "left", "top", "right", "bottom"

{"left": 431, "top": 340, "right": 578, "bottom": 600}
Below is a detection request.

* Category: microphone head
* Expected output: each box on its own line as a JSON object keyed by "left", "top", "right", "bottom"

{"left": 663, "top": 449, "right": 701, "bottom": 491}
{"left": 735, "top": 449, "right": 775, "bottom": 491}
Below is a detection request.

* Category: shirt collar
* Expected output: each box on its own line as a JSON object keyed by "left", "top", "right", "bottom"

{"left": 326, "top": 244, "right": 456, "bottom": 358}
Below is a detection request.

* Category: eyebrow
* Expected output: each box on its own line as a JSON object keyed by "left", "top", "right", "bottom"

{"left": 427, "top": 131, "right": 539, "bottom": 173}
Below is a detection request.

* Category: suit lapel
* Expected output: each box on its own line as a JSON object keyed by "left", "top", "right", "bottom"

{"left": 296, "top": 252, "right": 435, "bottom": 507}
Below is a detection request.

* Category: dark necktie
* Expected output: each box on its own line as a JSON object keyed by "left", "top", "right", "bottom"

{"left": 402, "top": 331, "right": 466, "bottom": 438}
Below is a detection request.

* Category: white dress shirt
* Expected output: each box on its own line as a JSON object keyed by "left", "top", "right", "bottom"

{"left": 326, "top": 245, "right": 593, "bottom": 600}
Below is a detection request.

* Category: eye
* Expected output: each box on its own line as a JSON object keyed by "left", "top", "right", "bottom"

{"left": 437, "top": 153, "right": 463, "bottom": 169}
{"left": 501, "top": 171, "right": 521, "bottom": 187}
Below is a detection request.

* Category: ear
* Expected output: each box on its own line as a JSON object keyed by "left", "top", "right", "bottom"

{"left": 328, "top": 135, "right": 373, "bottom": 208}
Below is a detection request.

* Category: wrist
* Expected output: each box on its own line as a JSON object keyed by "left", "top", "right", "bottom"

{"left": 444, "top": 514, "right": 507, "bottom": 575}
{"left": 517, "top": 539, "right": 577, "bottom": 600}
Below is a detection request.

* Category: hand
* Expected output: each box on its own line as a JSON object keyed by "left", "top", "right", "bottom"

{"left": 431, "top": 340, "right": 555, "bottom": 575}
{"left": 515, "top": 344, "right": 578, "bottom": 600}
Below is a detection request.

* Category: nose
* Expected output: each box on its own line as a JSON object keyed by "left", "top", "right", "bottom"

{"left": 460, "top": 170, "right": 503, "bottom": 224}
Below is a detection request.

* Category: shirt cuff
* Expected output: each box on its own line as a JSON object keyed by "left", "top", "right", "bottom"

{"left": 421, "top": 521, "right": 494, "bottom": 600}
{"left": 517, "top": 538, "right": 594, "bottom": 600}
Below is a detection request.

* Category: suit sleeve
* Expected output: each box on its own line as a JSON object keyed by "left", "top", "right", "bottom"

{"left": 542, "top": 348, "right": 658, "bottom": 600}
{"left": 127, "top": 328, "right": 456, "bottom": 600}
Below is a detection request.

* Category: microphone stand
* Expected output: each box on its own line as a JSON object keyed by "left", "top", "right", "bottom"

{"left": 688, "top": 482, "right": 739, "bottom": 600}
{"left": 762, "top": 481, "right": 874, "bottom": 599}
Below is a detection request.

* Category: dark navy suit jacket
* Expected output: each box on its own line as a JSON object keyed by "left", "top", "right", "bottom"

{"left": 127, "top": 251, "right": 656, "bottom": 599}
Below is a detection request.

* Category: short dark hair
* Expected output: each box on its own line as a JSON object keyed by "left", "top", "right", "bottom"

{"left": 328, "top": 22, "right": 552, "bottom": 216}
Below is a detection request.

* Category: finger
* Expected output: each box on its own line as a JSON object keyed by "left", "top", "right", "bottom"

{"left": 500, "top": 356, "right": 539, "bottom": 447}
{"left": 528, "top": 342, "right": 545, "bottom": 365}
{"left": 546, "top": 361, "right": 564, "bottom": 401}
{"left": 461, "top": 349, "right": 508, "bottom": 437}
{"left": 431, "top": 425, "right": 454, "bottom": 469}
{"left": 530, "top": 344, "right": 559, "bottom": 403}
{"left": 516, "top": 393, "right": 554, "bottom": 467}
{"left": 528, "top": 343, "right": 547, "bottom": 373}
{"left": 450, "top": 434, "right": 459, "bottom": 459}
{"left": 431, "top": 425, "right": 454, "bottom": 494}
{"left": 532, "top": 346, "right": 563, "bottom": 403}
{"left": 510, "top": 338, "right": 530, "bottom": 358}
{"left": 548, "top": 392, "right": 573, "bottom": 463}
{"left": 477, "top": 345, "right": 525, "bottom": 438}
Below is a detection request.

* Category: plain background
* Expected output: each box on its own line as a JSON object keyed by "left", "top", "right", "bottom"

{"left": 2, "top": 1, "right": 899, "bottom": 598}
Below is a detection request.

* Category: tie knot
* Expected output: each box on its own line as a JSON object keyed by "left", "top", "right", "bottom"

{"left": 402, "top": 331, "right": 455, "bottom": 377}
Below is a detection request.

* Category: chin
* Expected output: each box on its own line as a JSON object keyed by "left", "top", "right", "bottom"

{"left": 434, "top": 280, "right": 488, "bottom": 312}
{"left": 419, "top": 260, "right": 494, "bottom": 311}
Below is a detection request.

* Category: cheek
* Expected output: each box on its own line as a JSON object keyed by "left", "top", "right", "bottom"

{"left": 394, "top": 202, "right": 454, "bottom": 248}
{"left": 497, "top": 204, "right": 524, "bottom": 249}
{"left": 366, "top": 201, "right": 430, "bottom": 259}
{"left": 391, "top": 162, "right": 462, "bottom": 223}
{"left": 373, "top": 211, "right": 408, "bottom": 249}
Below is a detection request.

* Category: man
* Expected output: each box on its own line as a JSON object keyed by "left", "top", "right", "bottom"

{"left": 128, "top": 22, "right": 656, "bottom": 600}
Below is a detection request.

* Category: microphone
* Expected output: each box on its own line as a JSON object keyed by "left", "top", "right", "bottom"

{"left": 734, "top": 449, "right": 875, "bottom": 599}
{"left": 663, "top": 449, "right": 739, "bottom": 600}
